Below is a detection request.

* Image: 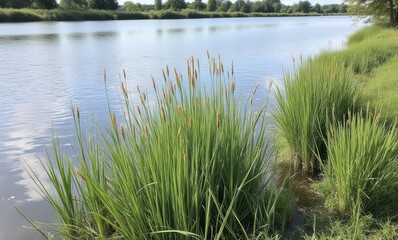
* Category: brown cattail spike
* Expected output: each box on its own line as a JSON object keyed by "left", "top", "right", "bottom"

{"left": 111, "top": 112, "right": 117, "bottom": 131}
{"left": 76, "top": 106, "right": 80, "bottom": 120}
{"left": 151, "top": 76, "right": 157, "bottom": 91}
{"left": 120, "top": 125, "right": 125, "bottom": 140}
{"left": 230, "top": 80, "right": 236, "bottom": 93}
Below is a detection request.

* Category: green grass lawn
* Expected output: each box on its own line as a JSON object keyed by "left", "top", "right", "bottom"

{"left": 363, "top": 57, "right": 398, "bottom": 121}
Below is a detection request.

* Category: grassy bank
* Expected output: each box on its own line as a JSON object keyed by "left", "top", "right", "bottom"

{"left": 274, "top": 24, "right": 398, "bottom": 239}
{"left": 0, "top": 8, "right": 325, "bottom": 22}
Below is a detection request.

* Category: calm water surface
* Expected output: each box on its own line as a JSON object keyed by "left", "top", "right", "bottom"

{"left": 0, "top": 16, "right": 364, "bottom": 239}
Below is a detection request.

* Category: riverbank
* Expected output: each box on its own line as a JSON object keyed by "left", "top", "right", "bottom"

{"left": 276, "top": 24, "right": 398, "bottom": 239}
{"left": 0, "top": 8, "right": 337, "bottom": 22}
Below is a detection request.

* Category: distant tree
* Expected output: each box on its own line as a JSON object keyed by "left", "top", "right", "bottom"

{"left": 322, "top": 4, "right": 339, "bottom": 13}
{"left": 87, "top": 0, "right": 118, "bottom": 9}
{"left": 228, "top": 0, "right": 245, "bottom": 12}
{"left": 217, "top": 0, "right": 231, "bottom": 12}
{"left": 60, "top": 0, "right": 87, "bottom": 9}
{"left": 123, "top": 1, "right": 142, "bottom": 11}
{"left": 207, "top": 0, "right": 216, "bottom": 11}
{"left": 3, "top": 0, "right": 33, "bottom": 8}
{"left": 192, "top": 0, "right": 205, "bottom": 10}
{"left": 339, "top": 3, "right": 348, "bottom": 13}
{"left": 280, "top": 5, "right": 289, "bottom": 13}
{"left": 31, "top": 0, "right": 57, "bottom": 9}
{"left": 273, "top": 2, "right": 282, "bottom": 12}
{"left": 104, "top": 0, "right": 118, "bottom": 10}
{"left": 251, "top": 1, "right": 265, "bottom": 13}
{"left": 269, "top": 0, "right": 280, "bottom": 4}
{"left": 165, "top": 0, "right": 186, "bottom": 10}
{"left": 298, "top": 1, "right": 311, "bottom": 13}
{"left": 155, "top": 0, "right": 162, "bottom": 10}
{"left": 313, "top": 3, "right": 321, "bottom": 13}
{"left": 347, "top": 0, "right": 398, "bottom": 27}
{"left": 292, "top": 3, "right": 299, "bottom": 12}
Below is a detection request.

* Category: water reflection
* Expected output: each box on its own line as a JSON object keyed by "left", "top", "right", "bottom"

{"left": 0, "top": 33, "right": 59, "bottom": 42}
{"left": 167, "top": 28, "right": 186, "bottom": 33}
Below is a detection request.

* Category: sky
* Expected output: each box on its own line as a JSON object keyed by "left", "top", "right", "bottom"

{"left": 118, "top": 0, "right": 343, "bottom": 5}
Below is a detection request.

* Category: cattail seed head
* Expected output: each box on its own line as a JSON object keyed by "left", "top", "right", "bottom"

{"left": 268, "top": 80, "right": 273, "bottom": 89}
{"left": 151, "top": 76, "right": 157, "bottom": 91}
{"left": 162, "top": 69, "right": 167, "bottom": 82}
{"left": 132, "top": 124, "right": 136, "bottom": 138}
{"left": 161, "top": 106, "right": 166, "bottom": 122}
{"left": 230, "top": 80, "right": 236, "bottom": 93}
{"left": 76, "top": 106, "right": 80, "bottom": 120}
{"left": 111, "top": 112, "right": 117, "bottom": 131}
{"left": 120, "top": 125, "right": 125, "bottom": 140}
{"left": 253, "top": 83, "right": 259, "bottom": 96}
{"left": 121, "top": 82, "right": 128, "bottom": 99}
{"left": 75, "top": 168, "right": 86, "bottom": 181}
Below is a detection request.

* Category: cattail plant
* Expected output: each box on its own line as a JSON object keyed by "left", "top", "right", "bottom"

{"left": 28, "top": 55, "right": 293, "bottom": 239}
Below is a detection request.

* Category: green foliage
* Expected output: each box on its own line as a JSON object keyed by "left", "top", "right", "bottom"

{"left": 87, "top": 0, "right": 118, "bottom": 10}
{"left": 313, "top": 3, "right": 321, "bottom": 13}
{"left": 165, "top": 0, "right": 186, "bottom": 10}
{"left": 116, "top": 11, "right": 149, "bottom": 19}
{"left": 181, "top": 9, "right": 209, "bottom": 18}
{"left": 60, "top": 0, "right": 87, "bottom": 9}
{"left": 298, "top": 1, "right": 311, "bottom": 13}
{"left": 207, "top": 0, "right": 216, "bottom": 12}
{"left": 29, "top": 56, "right": 294, "bottom": 239}
{"left": 0, "top": 8, "right": 41, "bottom": 21}
{"left": 32, "top": 0, "right": 57, "bottom": 9}
{"left": 323, "top": 111, "right": 398, "bottom": 216}
{"left": 123, "top": 1, "right": 153, "bottom": 12}
{"left": 216, "top": 0, "right": 232, "bottom": 12}
{"left": 347, "top": 0, "right": 398, "bottom": 27}
{"left": 2, "top": 0, "right": 33, "bottom": 9}
{"left": 362, "top": 57, "right": 398, "bottom": 122}
{"left": 154, "top": 0, "right": 162, "bottom": 10}
{"left": 273, "top": 59, "right": 358, "bottom": 174}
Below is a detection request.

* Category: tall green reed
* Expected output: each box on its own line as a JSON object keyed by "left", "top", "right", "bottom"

{"left": 324, "top": 109, "right": 398, "bottom": 216}
{"left": 29, "top": 55, "right": 293, "bottom": 239}
{"left": 273, "top": 59, "right": 358, "bottom": 174}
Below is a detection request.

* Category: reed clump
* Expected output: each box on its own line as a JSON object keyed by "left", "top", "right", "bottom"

{"left": 273, "top": 59, "right": 358, "bottom": 175}
{"left": 30, "top": 56, "right": 294, "bottom": 239}
{"left": 323, "top": 110, "right": 398, "bottom": 216}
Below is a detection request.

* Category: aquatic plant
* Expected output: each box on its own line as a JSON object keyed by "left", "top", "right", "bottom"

{"left": 324, "top": 110, "right": 398, "bottom": 216}
{"left": 273, "top": 59, "right": 358, "bottom": 174}
{"left": 29, "top": 55, "right": 293, "bottom": 239}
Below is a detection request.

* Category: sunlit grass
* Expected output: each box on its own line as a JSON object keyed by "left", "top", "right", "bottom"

{"left": 323, "top": 110, "right": 398, "bottom": 216}
{"left": 273, "top": 59, "right": 358, "bottom": 174}
{"left": 29, "top": 55, "right": 294, "bottom": 239}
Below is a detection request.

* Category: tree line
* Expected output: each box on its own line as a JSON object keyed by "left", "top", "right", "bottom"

{"left": 0, "top": 0, "right": 118, "bottom": 10}
{"left": 2, "top": 0, "right": 396, "bottom": 27}
{"left": 123, "top": 0, "right": 348, "bottom": 14}
{"left": 0, "top": 0, "right": 347, "bottom": 14}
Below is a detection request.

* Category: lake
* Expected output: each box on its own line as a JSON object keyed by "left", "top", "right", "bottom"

{"left": 0, "top": 16, "right": 364, "bottom": 239}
